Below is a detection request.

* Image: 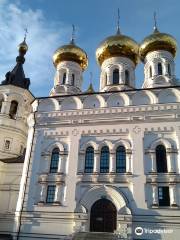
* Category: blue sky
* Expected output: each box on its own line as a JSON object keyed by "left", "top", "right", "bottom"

{"left": 0, "top": 0, "right": 180, "bottom": 97}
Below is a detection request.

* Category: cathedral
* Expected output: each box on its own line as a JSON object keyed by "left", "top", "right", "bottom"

{"left": 0, "top": 16, "right": 180, "bottom": 240}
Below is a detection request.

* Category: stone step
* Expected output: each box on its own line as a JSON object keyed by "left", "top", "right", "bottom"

{"left": 73, "top": 232, "right": 115, "bottom": 240}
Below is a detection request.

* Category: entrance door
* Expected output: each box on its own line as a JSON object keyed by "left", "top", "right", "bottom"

{"left": 90, "top": 199, "right": 117, "bottom": 232}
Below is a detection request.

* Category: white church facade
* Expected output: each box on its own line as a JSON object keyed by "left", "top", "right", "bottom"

{"left": 0, "top": 19, "right": 180, "bottom": 240}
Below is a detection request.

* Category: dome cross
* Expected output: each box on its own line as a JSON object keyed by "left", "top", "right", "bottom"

{"left": 71, "top": 24, "right": 76, "bottom": 44}
{"left": 117, "top": 8, "right": 121, "bottom": 35}
{"left": 153, "top": 12, "right": 159, "bottom": 33}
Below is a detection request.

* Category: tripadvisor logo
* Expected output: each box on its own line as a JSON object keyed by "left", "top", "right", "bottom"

{"left": 135, "top": 227, "right": 143, "bottom": 236}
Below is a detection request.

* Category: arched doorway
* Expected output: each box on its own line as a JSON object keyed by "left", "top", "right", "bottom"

{"left": 90, "top": 198, "right": 117, "bottom": 232}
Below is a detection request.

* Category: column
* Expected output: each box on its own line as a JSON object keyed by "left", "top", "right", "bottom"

{"left": 66, "top": 69, "right": 71, "bottom": 85}
{"left": 119, "top": 70, "right": 124, "bottom": 84}
{"left": 57, "top": 154, "right": 61, "bottom": 173}
{"left": 110, "top": 151, "right": 116, "bottom": 173}
{"left": 78, "top": 152, "right": 85, "bottom": 174}
{"left": 61, "top": 185, "right": 66, "bottom": 204}
{"left": 65, "top": 130, "right": 81, "bottom": 210}
{"left": 94, "top": 151, "right": 100, "bottom": 173}
{"left": 62, "top": 155, "right": 67, "bottom": 174}
{"left": 164, "top": 62, "right": 169, "bottom": 75}
{"left": 107, "top": 69, "right": 111, "bottom": 85}
{"left": 167, "top": 151, "right": 175, "bottom": 173}
{"left": 130, "top": 126, "right": 146, "bottom": 208}
{"left": 16, "top": 105, "right": 23, "bottom": 118}
{"left": 153, "top": 63, "right": 158, "bottom": 76}
{"left": 54, "top": 184, "right": 62, "bottom": 204}
{"left": 152, "top": 184, "right": 158, "bottom": 206}
{"left": 126, "top": 152, "right": 132, "bottom": 173}
{"left": 150, "top": 152, "right": 156, "bottom": 173}
{"left": 43, "top": 153, "right": 51, "bottom": 172}
{"left": 39, "top": 183, "right": 47, "bottom": 204}
{"left": 2, "top": 101, "right": 11, "bottom": 115}
{"left": 170, "top": 184, "right": 178, "bottom": 206}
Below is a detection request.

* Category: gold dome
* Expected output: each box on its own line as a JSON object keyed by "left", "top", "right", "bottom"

{"left": 139, "top": 30, "right": 177, "bottom": 61}
{"left": 96, "top": 34, "right": 139, "bottom": 66}
{"left": 18, "top": 40, "right": 28, "bottom": 55}
{"left": 53, "top": 43, "right": 88, "bottom": 71}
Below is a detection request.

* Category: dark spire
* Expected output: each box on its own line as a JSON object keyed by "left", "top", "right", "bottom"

{"left": 86, "top": 72, "right": 95, "bottom": 93}
{"left": 70, "top": 24, "right": 76, "bottom": 44}
{"left": 1, "top": 29, "right": 30, "bottom": 90}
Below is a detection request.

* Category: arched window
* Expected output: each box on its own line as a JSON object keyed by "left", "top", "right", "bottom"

{"left": 168, "top": 64, "right": 171, "bottom": 76}
{"left": 149, "top": 66, "right": 152, "bottom": 78}
{"left": 105, "top": 73, "right": 107, "bottom": 86}
{"left": 156, "top": 145, "right": 168, "bottom": 173}
{"left": 0, "top": 98, "right": 3, "bottom": 113}
{"left": 158, "top": 63, "right": 163, "bottom": 75}
{"left": 9, "top": 100, "right": 18, "bottom": 119}
{"left": 63, "top": 73, "right": 66, "bottom": 84}
{"left": 113, "top": 69, "right": 119, "bottom": 84}
{"left": 85, "top": 146, "right": 94, "bottom": 173}
{"left": 116, "top": 146, "right": 126, "bottom": 173}
{"left": 50, "top": 148, "right": 60, "bottom": 173}
{"left": 100, "top": 146, "right": 109, "bottom": 173}
{"left": 125, "top": 70, "right": 130, "bottom": 85}
{"left": 72, "top": 74, "right": 75, "bottom": 86}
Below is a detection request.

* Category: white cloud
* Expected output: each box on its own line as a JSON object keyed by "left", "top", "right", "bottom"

{"left": 0, "top": 0, "right": 70, "bottom": 96}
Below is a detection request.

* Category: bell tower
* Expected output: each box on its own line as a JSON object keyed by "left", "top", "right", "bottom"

{"left": 0, "top": 34, "right": 34, "bottom": 160}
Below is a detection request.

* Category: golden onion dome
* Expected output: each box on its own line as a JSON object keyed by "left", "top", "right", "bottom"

{"left": 96, "top": 34, "right": 139, "bottom": 66}
{"left": 53, "top": 42, "right": 88, "bottom": 71}
{"left": 139, "top": 30, "right": 177, "bottom": 62}
{"left": 18, "top": 40, "right": 28, "bottom": 55}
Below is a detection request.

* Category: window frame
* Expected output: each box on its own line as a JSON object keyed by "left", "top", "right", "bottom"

{"left": 158, "top": 62, "right": 163, "bottom": 75}
{"left": 158, "top": 186, "right": 170, "bottom": 206}
{"left": 125, "top": 70, "right": 130, "bottom": 85}
{"left": 113, "top": 69, "right": 119, "bottom": 85}
{"left": 63, "top": 72, "right": 66, "bottom": 84}
{"left": 84, "top": 146, "right": 94, "bottom": 173}
{"left": 116, "top": 146, "right": 126, "bottom": 173}
{"left": 9, "top": 100, "right": 18, "bottom": 119}
{"left": 168, "top": 63, "right": 171, "bottom": 76}
{"left": 50, "top": 148, "right": 60, "bottom": 173}
{"left": 0, "top": 98, "right": 3, "bottom": 113}
{"left": 149, "top": 66, "right": 152, "bottom": 78}
{"left": 72, "top": 73, "right": 75, "bottom": 86}
{"left": 46, "top": 185, "right": 56, "bottom": 204}
{"left": 100, "top": 146, "right": 110, "bottom": 173}
{"left": 156, "top": 144, "right": 168, "bottom": 173}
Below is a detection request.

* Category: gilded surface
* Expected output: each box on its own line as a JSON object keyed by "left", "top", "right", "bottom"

{"left": 139, "top": 32, "right": 177, "bottom": 61}
{"left": 18, "top": 41, "right": 28, "bottom": 53}
{"left": 53, "top": 44, "right": 88, "bottom": 71}
{"left": 96, "top": 35, "right": 139, "bottom": 66}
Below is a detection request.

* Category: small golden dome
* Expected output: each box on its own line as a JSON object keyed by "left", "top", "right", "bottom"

{"left": 96, "top": 34, "right": 139, "bottom": 66}
{"left": 18, "top": 40, "right": 28, "bottom": 54}
{"left": 53, "top": 43, "right": 88, "bottom": 71}
{"left": 139, "top": 30, "right": 177, "bottom": 61}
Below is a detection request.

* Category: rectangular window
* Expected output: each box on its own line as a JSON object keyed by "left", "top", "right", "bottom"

{"left": 4, "top": 140, "right": 11, "bottom": 150}
{"left": 46, "top": 185, "right": 56, "bottom": 203}
{"left": 158, "top": 187, "right": 170, "bottom": 206}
